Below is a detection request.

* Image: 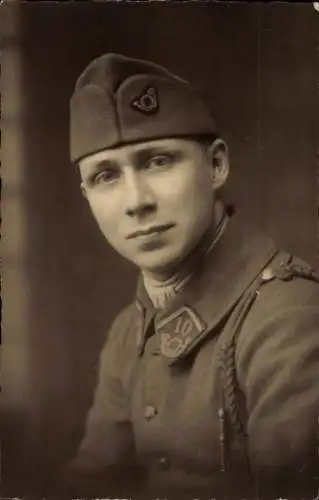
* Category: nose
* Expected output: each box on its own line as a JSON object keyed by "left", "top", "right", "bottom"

{"left": 123, "top": 170, "right": 156, "bottom": 218}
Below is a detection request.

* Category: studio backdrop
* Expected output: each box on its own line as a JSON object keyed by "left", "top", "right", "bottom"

{"left": 2, "top": 2, "right": 318, "bottom": 494}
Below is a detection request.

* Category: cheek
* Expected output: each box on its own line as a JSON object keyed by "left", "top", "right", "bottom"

{"left": 169, "top": 168, "right": 214, "bottom": 218}
{"left": 86, "top": 195, "right": 120, "bottom": 241}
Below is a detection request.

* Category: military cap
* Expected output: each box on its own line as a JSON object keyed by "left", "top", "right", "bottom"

{"left": 70, "top": 53, "right": 217, "bottom": 163}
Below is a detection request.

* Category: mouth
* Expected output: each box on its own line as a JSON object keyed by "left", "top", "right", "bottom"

{"left": 127, "top": 223, "right": 175, "bottom": 239}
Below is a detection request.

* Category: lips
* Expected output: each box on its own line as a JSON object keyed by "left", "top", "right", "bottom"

{"left": 127, "top": 223, "right": 174, "bottom": 239}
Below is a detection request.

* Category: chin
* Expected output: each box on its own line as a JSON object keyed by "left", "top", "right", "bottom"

{"left": 134, "top": 247, "right": 186, "bottom": 276}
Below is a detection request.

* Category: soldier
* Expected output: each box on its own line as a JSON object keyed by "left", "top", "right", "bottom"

{"left": 60, "top": 53, "right": 319, "bottom": 499}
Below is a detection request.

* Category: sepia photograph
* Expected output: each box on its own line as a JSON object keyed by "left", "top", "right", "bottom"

{"left": 2, "top": 2, "right": 319, "bottom": 499}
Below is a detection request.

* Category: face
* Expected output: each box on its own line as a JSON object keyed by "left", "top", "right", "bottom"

{"left": 79, "top": 137, "right": 228, "bottom": 278}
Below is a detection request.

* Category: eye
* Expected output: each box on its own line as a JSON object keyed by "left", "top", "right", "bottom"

{"left": 146, "top": 154, "right": 174, "bottom": 170}
{"left": 93, "top": 169, "right": 119, "bottom": 185}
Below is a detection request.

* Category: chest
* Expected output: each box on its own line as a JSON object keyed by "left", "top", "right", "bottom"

{"left": 122, "top": 329, "right": 225, "bottom": 470}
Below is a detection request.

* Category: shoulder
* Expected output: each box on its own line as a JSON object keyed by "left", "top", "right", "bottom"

{"left": 97, "top": 301, "right": 141, "bottom": 389}
{"left": 97, "top": 301, "right": 139, "bottom": 378}
{"left": 236, "top": 251, "right": 319, "bottom": 361}
{"left": 109, "top": 302, "right": 136, "bottom": 336}
{"left": 102, "top": 301, "right": 138, "bottom": 351}
{"left": 247, "top": 251, "right": 319, "bottom": 321}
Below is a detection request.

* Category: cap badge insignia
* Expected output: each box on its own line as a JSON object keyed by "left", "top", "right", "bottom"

{"left": 131, "top": 85, "right": 159, "bottom": 114}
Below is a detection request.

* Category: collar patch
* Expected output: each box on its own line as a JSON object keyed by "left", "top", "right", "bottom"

{"left": 156, "top": 306, "right": 206, "bottom": 359}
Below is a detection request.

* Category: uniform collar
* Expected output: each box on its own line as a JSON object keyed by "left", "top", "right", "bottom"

{"left": 135, "top": 210, "right": 278, "bottom": 364}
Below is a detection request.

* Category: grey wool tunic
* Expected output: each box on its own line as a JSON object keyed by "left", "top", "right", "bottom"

{"left": 62, "top": 212, "right": 319, "bottom": 500}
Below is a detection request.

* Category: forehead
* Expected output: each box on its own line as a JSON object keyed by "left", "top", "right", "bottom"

{"left": 78, "top": 137, "right": 202, "bottom": 169}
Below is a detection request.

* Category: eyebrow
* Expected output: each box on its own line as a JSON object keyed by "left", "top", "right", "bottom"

{"left": 134, "top": 146, "right": 177, "bottom": 165}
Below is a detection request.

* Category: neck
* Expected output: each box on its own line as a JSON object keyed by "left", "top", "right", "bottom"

{"left": 142, "top": 200, "right": 227, "bottom": 308}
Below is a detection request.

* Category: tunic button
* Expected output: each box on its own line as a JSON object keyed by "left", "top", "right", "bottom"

{"left": 158, "top": 456, "right": 170, "bottom": 470}
{"left": 144, "top": 405, "right": 158, "bottom": 420}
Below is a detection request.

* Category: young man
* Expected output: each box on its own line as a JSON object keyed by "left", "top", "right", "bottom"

{"left": 63, "top": 53, "right": 319, "bottom": 499}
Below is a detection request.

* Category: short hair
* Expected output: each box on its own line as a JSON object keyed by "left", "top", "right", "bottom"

{"left": 191, "top": 133, "right": 220, "bottom": 150}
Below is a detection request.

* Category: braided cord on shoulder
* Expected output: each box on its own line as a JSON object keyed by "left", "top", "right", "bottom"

{"left": 219, "top": 282, "right": 261, "bottom": 443}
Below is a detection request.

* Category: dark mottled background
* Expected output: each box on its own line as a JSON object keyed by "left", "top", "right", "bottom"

{"left": 2, "top": 2, "right": 318, "bottom": 495}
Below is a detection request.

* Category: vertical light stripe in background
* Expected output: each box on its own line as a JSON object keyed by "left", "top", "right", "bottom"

{"left": 2, "top": 1, "right": 31, "bottom": 412}
{"left": 2, "top": 1, "right": 36, "bottom": 485}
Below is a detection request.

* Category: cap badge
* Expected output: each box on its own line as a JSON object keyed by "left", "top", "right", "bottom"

{"left": 131, "top": 85, "right": 159, "bottom": 114}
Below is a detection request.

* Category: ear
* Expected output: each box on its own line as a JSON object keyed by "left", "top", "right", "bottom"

{"left": 80, "top": 182, "right": 88, "bottom": 199}
{"left": 207, "top": 138, "right": 229, "bottom": 189}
